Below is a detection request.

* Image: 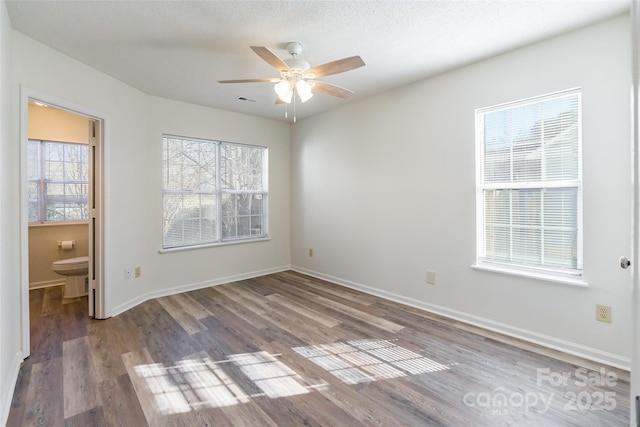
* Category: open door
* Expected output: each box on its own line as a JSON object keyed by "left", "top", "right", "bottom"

{"left": 88, "top": 118, "right": 104, "bottom": 318}
{"left": 19, "top": 88, "right": 107, "bottom": 358}
{"left": 630, "top": 3, "right": 640, "bottom": 424}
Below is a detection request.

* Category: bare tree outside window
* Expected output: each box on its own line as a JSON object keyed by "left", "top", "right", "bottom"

{"left": 28, "top": 140, "right": 89, "bottom": 223}
{"left": 162, "top": 136, "right": 268, "bottom": 249}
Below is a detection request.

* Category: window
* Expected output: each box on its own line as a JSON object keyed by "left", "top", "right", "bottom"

{"left": 28, "top": 139, "right": 89, "bottom": 223}
{"left": 475, "top": 89, "right": 582, "bottom": 279}
{"left": 162, "top": 135, "right": 268, "bottom": 249}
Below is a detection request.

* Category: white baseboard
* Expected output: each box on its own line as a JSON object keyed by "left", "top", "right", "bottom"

{"left": 29, "top": 279, "right": 65, "bottom": 290}
{"left": 0, "top": 351, "right": 23, "bottom": 427}
{"left": 291, "top": 266, "right": 631, "bottom": 371}
{"left": 110, "top": 265, "right": 292, "bottom": 318}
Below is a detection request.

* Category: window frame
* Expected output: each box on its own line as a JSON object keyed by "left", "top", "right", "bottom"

{"left": 27, "top": 139, "right": 90, "bottom": 225}
{"left": 161, "top": 134, "right": 269, "bottom": 251}
{"left": 473, "top": 89, "right": 585, "bottom": 286}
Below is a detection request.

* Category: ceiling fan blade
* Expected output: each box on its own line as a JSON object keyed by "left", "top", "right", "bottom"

{"left": 306, "top": 56, "right": 365, "bottom": 78}
{"left": 218, "top": 78, "right": 279, "bottom": 83}
{"left": 309, "top": 81, "right": 354, "bottom": 99}
{"left": 250, "top": 46, "right": 290, "bottom": 72}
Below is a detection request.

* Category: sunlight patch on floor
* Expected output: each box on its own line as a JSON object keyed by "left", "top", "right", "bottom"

{"left": 293, "top": 339, "right": 449, "bottom": 385}
{"left": 134, "top": 352, "right": 323, "bottom": 415}
{"left": 133, "top": 340, "right": 447, "bottom": 415}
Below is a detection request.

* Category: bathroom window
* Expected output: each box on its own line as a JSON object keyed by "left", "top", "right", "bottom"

{"left": 162, "top": 135, "right": 268, "bottom": 249}
{"left": 27, "top": 140, "right": 89, "bottom": 223}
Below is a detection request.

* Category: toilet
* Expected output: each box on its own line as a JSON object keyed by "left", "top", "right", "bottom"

{"left": 52, "top": 256, "right": 89, "bottom": 298}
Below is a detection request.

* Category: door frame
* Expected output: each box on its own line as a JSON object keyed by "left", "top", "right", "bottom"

{"left": 19, "top": 86, "right": 108, "bottom": 357}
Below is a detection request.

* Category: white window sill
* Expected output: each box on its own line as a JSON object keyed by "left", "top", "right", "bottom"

{"left": 29, "top": 221, "right": 89, "bottom": 228}
{"left": 159, "top": 236, "right": 271, "bottom": 254}
{"left": 471, "top": 263, "right": 588, "bottom": 288}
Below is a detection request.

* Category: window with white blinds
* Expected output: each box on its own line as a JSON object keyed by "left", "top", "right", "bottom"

{"left": 162, "top": 135, "right": 268, "bottom": 249}
{"left": 28, "top": 139, "right": 89, "bottom": 223}
{"left": 475, "top": 89, "right": 582, "bottom": 277}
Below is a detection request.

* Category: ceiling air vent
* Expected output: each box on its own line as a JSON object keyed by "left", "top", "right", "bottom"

{"left": 235, "top": 96, "right": 256, "bottom": 103}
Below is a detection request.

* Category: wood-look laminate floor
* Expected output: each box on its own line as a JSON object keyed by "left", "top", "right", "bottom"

{"left": 8, "top": 271, "right": 630, "bottom": 426}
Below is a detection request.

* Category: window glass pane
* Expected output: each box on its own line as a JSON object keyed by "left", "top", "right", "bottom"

{"left": 221, "top": 144, "right": 264, "bottom": 191}
{"left": 28, "top": 140, "right": 89, "bottom": 223}
{"left": 543, "top": 188, "right": 578, "bottom": 269}
{"left": 27, "top": 141, "right": 39, "bottom": 180}
{"left": 477, "top": 90, "right": 581, "bottom": 275}
{"left": 221, "top": 193, "right": 265, "bottom": 239}
{"left": 482, "top": 97, "right": 578, "bottom": 185}
{"left": 163, "top": 193, "right": 217, "bottom": 248}
{"left": 163, "top": 137, "right": 217, "bottom": 192}
{"left": 27, "top": 182, "right": 39, "bottom": 222}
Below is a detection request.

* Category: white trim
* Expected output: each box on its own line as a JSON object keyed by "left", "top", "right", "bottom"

{"left": 109, "top": 265, "right": 291, "bottom": 317}
{"left": 0, "top": 351, "right": 23, "bottom": 427}
{"left": 159, "top": 236, "right": 271, "bottom": 254}
{"left": 291, "top": 266, "right": 629, "bottom": 370}
{"left": 19, "top": 86, "right": 110, "bottom": 356}
{"left": 29, "top": 278, "right": 65, "bottom": 290}
{"left": 471, "top": 263, "right": 588, "bottom": 287}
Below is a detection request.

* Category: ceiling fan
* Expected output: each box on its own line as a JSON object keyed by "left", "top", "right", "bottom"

{"left": 218, "top": 42, "right": 365, "bottom": 117}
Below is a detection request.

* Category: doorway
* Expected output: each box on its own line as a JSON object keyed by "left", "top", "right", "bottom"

{"left": 19, "top": 88, "right": 105, "bottom": 358}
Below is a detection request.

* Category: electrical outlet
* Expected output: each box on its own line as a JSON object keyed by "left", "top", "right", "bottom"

{"left": 309, "top": 248, "right": 313, "bottom": 257}
{"left": 124, "top": 267, "right": 133, "bottom": 279}
{"left": 134, "top": 266, "right": 141, "bottom": 278}
{"left": 596, "top": 304, "right": 612, "bottom": 323}
{"left": 426, "top": 271, "right": 436, "bottom": 285}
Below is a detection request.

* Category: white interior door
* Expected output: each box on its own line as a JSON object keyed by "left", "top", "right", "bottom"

{"left": 631, "top": 3, "right": 640, "bottom": 425}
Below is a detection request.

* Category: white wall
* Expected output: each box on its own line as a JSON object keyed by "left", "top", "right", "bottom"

{"left": 0, "top": 1, "right": 21, "bottom": 424}
{"left": 11, "top": 31, "right": 290, "bottom": 314}
{"left": 291, "top": 15, "right": 632, "bottom": 368}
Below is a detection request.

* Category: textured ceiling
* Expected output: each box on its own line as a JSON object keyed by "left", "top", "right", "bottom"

{"left": 6, "top": 1, "right": 630, "bottom": 122}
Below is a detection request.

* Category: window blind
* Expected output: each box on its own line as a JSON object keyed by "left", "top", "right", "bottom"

{"left": 476, "top": 90, "right": 581, "bottom": 275}
{"left": 162, "top": 136, "right": 268, "bottom": 249}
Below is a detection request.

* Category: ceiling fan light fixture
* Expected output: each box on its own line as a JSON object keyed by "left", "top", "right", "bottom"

{"left": 274, "top": 80, "right": 293, "bottom": 103}
{"left": 296, "top": 80, "right": 313, "bottom": 103}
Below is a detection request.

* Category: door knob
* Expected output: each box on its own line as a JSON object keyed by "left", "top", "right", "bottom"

{"left": 620, "top": 256, "right": 631, "bottom": 269}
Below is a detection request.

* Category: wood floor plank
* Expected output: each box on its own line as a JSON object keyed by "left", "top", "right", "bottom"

{"left": 64, "top": 406, "right": 107, "bottom": 427}
{"left": 261, "top": 279, "right": 405, "bottom": 334}
{"left": 29, "top": 312, "right": 63, "bottom": 364}
{"left": 22, "top": 358, "right": 64, "bottom": 427}
{"left": 121, "top": 347, "right": 173, "bottom": 427}
{"left": 265, "top": 292, "right": 342, "bottom": 328}
{"left": 63, "top": 336, "right": 102, "bottom": 419}
{"left": 216, "top": 284, "right": 345, "bottom": 345}
{"left": 156, "top": 295, "right": 207, "bottom": 335}
{"left": 87, "top": 318, "right": 129, "bottom": 383}
{"left": 41, "top": 285, "right": 63, "bottom": 316}
{"left": 282, "top": 271, "right": 379, "bottom": 306}
{"left": 98, "top": 374, "right": 149, "bottom": 427}
{"left": 262, "top": 340, "right": 404, "bottom": 427}
{"left": 182, "top": 350, "right": 279, "bottom": 427}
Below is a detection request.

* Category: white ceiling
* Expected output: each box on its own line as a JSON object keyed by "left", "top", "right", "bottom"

{"left": 6, "top": 1, "right": 630, "bottom": 122}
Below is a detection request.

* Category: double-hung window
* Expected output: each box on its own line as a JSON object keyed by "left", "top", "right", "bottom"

{"left": 27, "top": 139, "right": 89, "bottom": 223}
{"left": 475, "top": 89, "right": 582, "bottom": 280}
{"left": 162, "top": 135, "right": 268, "bottom": 249}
